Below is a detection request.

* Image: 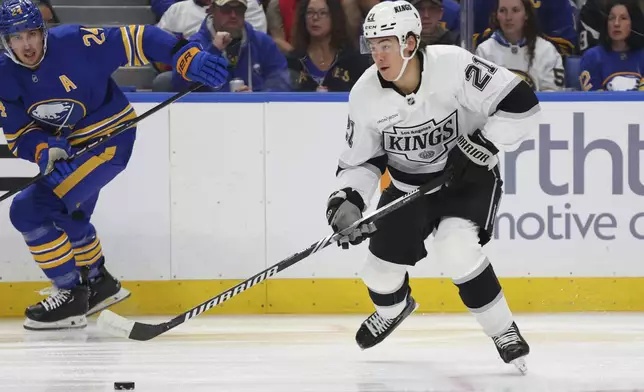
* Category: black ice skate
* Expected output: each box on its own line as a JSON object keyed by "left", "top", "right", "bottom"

{"left": 24, "top": 284, "right": 89, "bottom": 330}
{"left": 87, "top": 264, "right": 131, "bottom": 316}
{"left": 356, "top": 295, "right": 418, "bottom": 350}
{"left": 492, "top": 321, "right": 530, "bottom": 374}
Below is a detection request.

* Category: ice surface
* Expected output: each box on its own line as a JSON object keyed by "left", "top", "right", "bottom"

{"left": 0, "top": 313, "right": 643, "bottom": 391}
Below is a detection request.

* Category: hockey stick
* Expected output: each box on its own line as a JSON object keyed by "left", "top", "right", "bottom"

{"left": 0, "top": 83, "right": 203, "bottom": 203}
{"left": 97, "top": 172, "right": 450, "bottom": 341}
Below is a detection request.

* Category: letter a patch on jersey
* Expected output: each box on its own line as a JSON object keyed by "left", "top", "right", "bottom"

{"left": 59, "top": 75, "right": 78, "bottom": 93}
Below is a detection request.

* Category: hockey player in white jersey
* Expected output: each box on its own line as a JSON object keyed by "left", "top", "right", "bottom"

{"left": 325, "top": 0, "right": 540, "bottom": 373}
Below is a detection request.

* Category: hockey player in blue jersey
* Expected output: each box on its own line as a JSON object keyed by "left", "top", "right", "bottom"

{"left": 0, "top": 0, "right": 229, "bottom": 330}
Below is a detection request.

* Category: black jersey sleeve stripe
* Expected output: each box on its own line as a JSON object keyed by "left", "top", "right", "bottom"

{"left": 336, "top": 154, "right": 388, "bottom": 177}
{"left": 494, "top": 80, "right": 539, "bottom": 115}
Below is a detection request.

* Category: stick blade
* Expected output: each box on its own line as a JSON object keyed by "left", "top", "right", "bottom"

{"left": 97, "top": 309, "right": 135, "bottom": 339}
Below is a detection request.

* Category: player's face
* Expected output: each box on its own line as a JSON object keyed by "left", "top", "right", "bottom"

{"left": 607, "top": 5, "right": 632, "bottom": 42}
{"left": 7, "top": 28, "right": 44, "bottom": 67}
{"left": 415, "top": 1, "right": 443, "bottom": 34}
{"left": 496, "top": 0, "right": 527, "bottom": 38}
{"left": 367, "top": 37, "right": 405, "bottom": 81}
{"left": 306, "top": 0, "right": 332, "bottom": 38}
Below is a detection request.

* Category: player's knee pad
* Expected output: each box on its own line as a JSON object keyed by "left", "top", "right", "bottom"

{"left": 9, "top": 190, "right": 39, "bottom": 233}
{"left": 434, "top": 217, "right": 502, "bottom": 312}
{"left": 360, "top": 251, "right": 410, "bottom": 309}
{"left": 434, "top": 218, "right": 485, "bottom": 281}
{"left": 434, "top": 217, "right": 486, "bottom": 280}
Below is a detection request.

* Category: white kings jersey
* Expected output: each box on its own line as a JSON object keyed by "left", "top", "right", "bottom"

{"left": 336, "top": 45, "right": 541, "bottom": 206}
{"left": 475, "top": 33, "right": 565, "bottom": 91}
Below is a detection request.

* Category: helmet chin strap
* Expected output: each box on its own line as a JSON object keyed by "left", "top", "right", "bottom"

{"left": 392, "top": 37, "right": 418, "bottom": 82}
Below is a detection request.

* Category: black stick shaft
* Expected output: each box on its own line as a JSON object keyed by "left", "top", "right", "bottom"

{"left": 0, "top": 84, "right": 202, "bottom": 203}
{"left": 127, "top": 172, "right": 450, "bottom": 341}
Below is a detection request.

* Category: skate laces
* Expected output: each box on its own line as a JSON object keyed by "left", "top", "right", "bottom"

{"left": 365, "top": 312, "right": 394, "bottom": 336}
{"left": 40, "top": 289, "right": 71, "bottom": 312}
{"left": 37, "top": 286, "right": 58, "bottom": 296}
{"left": 493, "top": 325, "right": 520, "bottom": 349}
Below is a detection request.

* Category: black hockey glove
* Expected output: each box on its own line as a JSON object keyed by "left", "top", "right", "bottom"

{"left": 445, "top": 130, "right": 499, "bottom": 188}
{"left": 326, "top": 188, "right": 377, "bottom": 249}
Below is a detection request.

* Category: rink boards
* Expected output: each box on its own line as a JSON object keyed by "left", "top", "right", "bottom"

{"left": 1, "top": 92, "right": 643, "bottom": 316}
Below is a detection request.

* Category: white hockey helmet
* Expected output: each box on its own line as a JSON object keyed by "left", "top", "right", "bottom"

{"left": 361, "top": 0, "right": 422, "bottom": 81}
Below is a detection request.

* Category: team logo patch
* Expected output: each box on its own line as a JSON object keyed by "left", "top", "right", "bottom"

{"left": 383, "top": 110, "right": 458, "bottom": 164}
{"left": 28, "top": 99, "right": 86, "bottom": 128}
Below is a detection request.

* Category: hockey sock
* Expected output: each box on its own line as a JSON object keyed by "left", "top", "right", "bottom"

{"left": 71, "top": 226, "right": 104, "bottom": 280}
{"left": 23, "top": 225, "right": 79, "bottom": 289}
{"left": 453, "top": 258, "right": 513, "bottom": 336}
{"left": 367, "top": 272, "right": 410, "bottom": 319}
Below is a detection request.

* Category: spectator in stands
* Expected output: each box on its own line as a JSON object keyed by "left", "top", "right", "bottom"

{"left": 579, "top": 0, "right": 644, "bottom": 91}
{"left": 36, "top": 0, "right": 57, "bottom": 24}
{"left": 152, "top": 0, "right": 178, "bottom": 19}
{"left": 411, "top": 0, "right": 460, "bottom": 46}
{"left": 155, "top": 0, "right": 267, "bottom": 33}
{"left": 172, "top": 0, "right": 290, "bottom": 92}
{"left": 356, "top": 0, "right": 460, "bottom": 32}
{"left": 158, "top": 0, "right": 213, "bottom": 39}
{"left": 267, "top": 0, "right": 362, "bottom": 53}
{"left": 476, "top": 0, "right": 564, "bottom": 91}
{"left": 578, "top": 0, "right": 605, "bottom": 54}
{"left": 474, "top": 0, "right": 577, "bottom": 57}
{"left": 286, "top": 0, "right": 370, "bottom": 91}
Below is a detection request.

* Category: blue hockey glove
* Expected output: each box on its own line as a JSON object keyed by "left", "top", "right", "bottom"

{"left": 35, "top": 137, "right": 77, "bottom": 187}
{"left": 37, "top": 136, "right": 71, "bottom": 176}
{"left": 46, "top": 158, "right": 79, "bottom": 187}
{"left": 326, "top": 188, "right": 377, "bottom": 249}
{"left": 445, "top": 130, "right": 499, "bottom": 188}
{"left": 173, "top": 42, "right": 228, "bottom": 88}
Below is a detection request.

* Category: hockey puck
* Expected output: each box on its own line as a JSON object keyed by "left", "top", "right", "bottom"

{"left": 114, "top": 381, "right": 135, "bottom": 390}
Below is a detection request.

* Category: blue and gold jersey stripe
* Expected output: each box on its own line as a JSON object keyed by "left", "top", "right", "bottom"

{"left": 54, "top": 146, "right": 117, "bottom": 198}
{"left": 3, "top": 121, "right": 43, "bottom": 157}
{"left": 67, "top": 104, "right": 136, "bottom": 146}
{"left": 120, "top": 25, "right": 150, "bottom": 67}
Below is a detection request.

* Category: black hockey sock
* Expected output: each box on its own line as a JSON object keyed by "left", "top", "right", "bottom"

{"left": 455, "top": 262, "right": 501, "bottom": 310}
{"left": 368, "top": 272, "right": 410, "bottom": 311}
{"left": 453, "top": 260, "right": 513, "bottom": 336}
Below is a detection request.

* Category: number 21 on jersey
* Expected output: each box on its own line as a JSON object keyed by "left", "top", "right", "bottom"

{"left": 465, "top": 57, "right": 498, "bottom": 91}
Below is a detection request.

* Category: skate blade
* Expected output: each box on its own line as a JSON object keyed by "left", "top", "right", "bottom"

{"left": 511, "top": 357, "right": 528, "bottom": 375}
{"left": 87, "top": 288, "right": 131, "bottom": 317}
{"left": 23, "top": 315, "right": 88, "bottom": 331}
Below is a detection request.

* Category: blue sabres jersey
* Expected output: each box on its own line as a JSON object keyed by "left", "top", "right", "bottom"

{"left": 579, "top": 46, "right": 644, "bottom": 91}
{"left": 439, "top": 0, "right": 460, "bottom": 33}
{"left": 473, "top": 0, "right": 577, "bottom": 56}
{"left": 0, "top": 24, "right": 178, "bottom": 162}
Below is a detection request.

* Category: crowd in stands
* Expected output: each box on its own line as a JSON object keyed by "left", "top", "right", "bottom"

{"left": 13, "top": 0, "right": 644, "bottom": 92}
